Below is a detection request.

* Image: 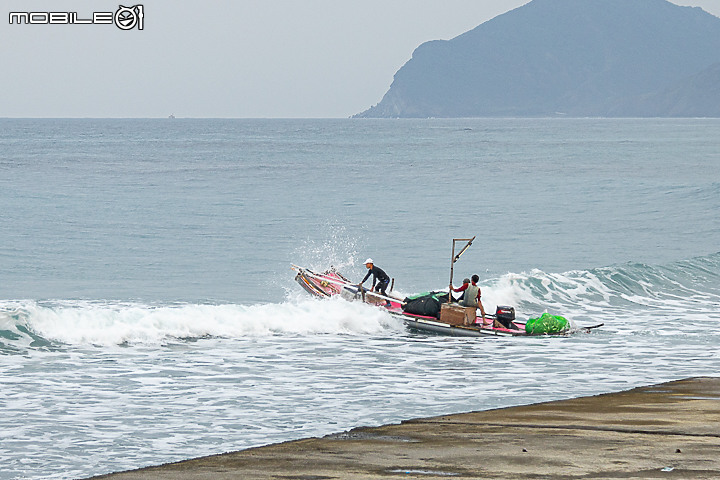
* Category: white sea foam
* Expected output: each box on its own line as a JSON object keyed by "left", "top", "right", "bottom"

{"left": 5, "top": 257, "right": 718, "bottom": 349}
{"left": 4, "top": 297, "right": 402, "bottom": 346}
{"left": 481, "top": 268, "right": 615, "bottom": 318}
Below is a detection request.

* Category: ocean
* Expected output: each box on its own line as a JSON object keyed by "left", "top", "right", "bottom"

{"left": 1, "top": 118, "right": 718, "bottom": 479}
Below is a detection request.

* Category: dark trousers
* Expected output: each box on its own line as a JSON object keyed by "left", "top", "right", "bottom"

{"left": 376, "top": 279, "right": 389, "bottom": 296}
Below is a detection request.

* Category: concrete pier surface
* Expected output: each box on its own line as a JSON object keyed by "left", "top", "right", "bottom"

{"left": 91, "top": 377, "right": 720, "bottom": 479}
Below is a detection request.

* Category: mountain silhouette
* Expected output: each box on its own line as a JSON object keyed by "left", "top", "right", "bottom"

{"left": 355, "top": 0, "right": 720, "bottom": 117}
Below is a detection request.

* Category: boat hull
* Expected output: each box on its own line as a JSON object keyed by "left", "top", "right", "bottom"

{"left": 293, "top": 266, "right": 602, "bottom": 337}
{"left": 399, "top": 315, "right": 523, "bottom": 337}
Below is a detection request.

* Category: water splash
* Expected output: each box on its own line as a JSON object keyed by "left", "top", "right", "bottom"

{"left": 0, "top": 297, "right": 403, "bottom": 349}
{"left": 3, "top": 253, "right": 718, "bottom": 351}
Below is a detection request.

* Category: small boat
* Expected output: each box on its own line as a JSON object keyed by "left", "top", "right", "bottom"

{"left": 292, "top": 265, "right": 603, "bottom": 338}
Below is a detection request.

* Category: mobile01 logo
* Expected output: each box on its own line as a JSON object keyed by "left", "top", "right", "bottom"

{"left": 9, "top": 5, "right": 144, "bottom": 30}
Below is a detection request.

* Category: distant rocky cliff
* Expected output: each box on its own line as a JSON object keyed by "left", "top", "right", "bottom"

{"left": 355, "top": 0, "right": 720, "bottom": 117}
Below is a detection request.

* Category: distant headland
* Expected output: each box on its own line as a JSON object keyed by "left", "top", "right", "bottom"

{"left": 355, "top": 0, "right": 720, "bottom": 118}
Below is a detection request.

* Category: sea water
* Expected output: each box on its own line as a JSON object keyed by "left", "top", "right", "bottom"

{"left": 1, "top": 118, "right": 719, "bottom": 479}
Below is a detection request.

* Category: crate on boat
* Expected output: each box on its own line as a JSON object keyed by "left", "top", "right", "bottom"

{"left": 439, "top": 304, "right": 477, "bottom": 326}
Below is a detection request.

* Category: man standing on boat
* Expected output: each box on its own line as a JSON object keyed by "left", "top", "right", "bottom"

{"left": 358, "top": 258, "right": 391, "bottom": 306}
{"left": 452, "top": 274, "right": 488, "bottom": 325}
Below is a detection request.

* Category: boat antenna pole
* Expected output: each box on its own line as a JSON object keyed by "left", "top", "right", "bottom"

{"left": 449, "top": 236, "right": 476, "bottom": 302}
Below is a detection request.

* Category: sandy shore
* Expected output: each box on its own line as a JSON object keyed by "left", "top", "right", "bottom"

{"left": 89, "top": 377, "right": 720, "bottom": 479}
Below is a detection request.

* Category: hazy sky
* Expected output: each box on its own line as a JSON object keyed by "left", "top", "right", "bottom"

{"left": 2, "top": 0, "right": 719, "bottom": 118}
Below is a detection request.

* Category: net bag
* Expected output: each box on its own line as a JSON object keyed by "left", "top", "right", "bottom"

{"left": 525, "top": 312, "right": 569, "bottom": 335}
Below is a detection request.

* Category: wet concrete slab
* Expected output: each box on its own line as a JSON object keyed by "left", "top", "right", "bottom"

{"left": 89, "top": 377, "right": 720, "bottom": 479}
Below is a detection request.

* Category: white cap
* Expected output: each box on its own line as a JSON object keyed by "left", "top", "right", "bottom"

{"left": 364, "top": 258, "right": 374, "bottom": 264}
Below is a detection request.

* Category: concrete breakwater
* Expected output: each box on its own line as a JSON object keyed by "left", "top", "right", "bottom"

{"left": 90, "top": 377, "right": 720, "bottom": 479}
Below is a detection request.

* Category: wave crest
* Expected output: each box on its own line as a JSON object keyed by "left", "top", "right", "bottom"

{"left": 480, "top": 253, "right": 720, "bottom": 328}
{"left": 0, "top": 298, "right": 402, "bottom": 349}
{"left": 2, "top": 253, "right": 718, "bottom": 350}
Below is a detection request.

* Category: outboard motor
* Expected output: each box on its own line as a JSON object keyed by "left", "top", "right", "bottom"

{"left": 495, "top": 306, "right": 518, "bottom": 329}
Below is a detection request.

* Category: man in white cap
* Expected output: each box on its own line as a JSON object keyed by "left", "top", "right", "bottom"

{"left": 358, "top": 258, "right": 391, "bottom": 304}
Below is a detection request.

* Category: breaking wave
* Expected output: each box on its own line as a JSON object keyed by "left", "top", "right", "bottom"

{"left": 2, "top": 253, "right": 718, "bottom": 351}
{"left": 0, "top": 297, "right": 402, "bottom": 351}
{"left": 482, "top": 252, "right": 720, "bottom": 334}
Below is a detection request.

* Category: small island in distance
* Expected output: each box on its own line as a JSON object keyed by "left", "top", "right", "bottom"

{"left": 355, "top": 0, "right": 720, "bottom": 118}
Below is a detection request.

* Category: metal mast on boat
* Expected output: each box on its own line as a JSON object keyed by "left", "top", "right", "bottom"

{"left": 448, "top": 236, "right": 475, "bottom": 302}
